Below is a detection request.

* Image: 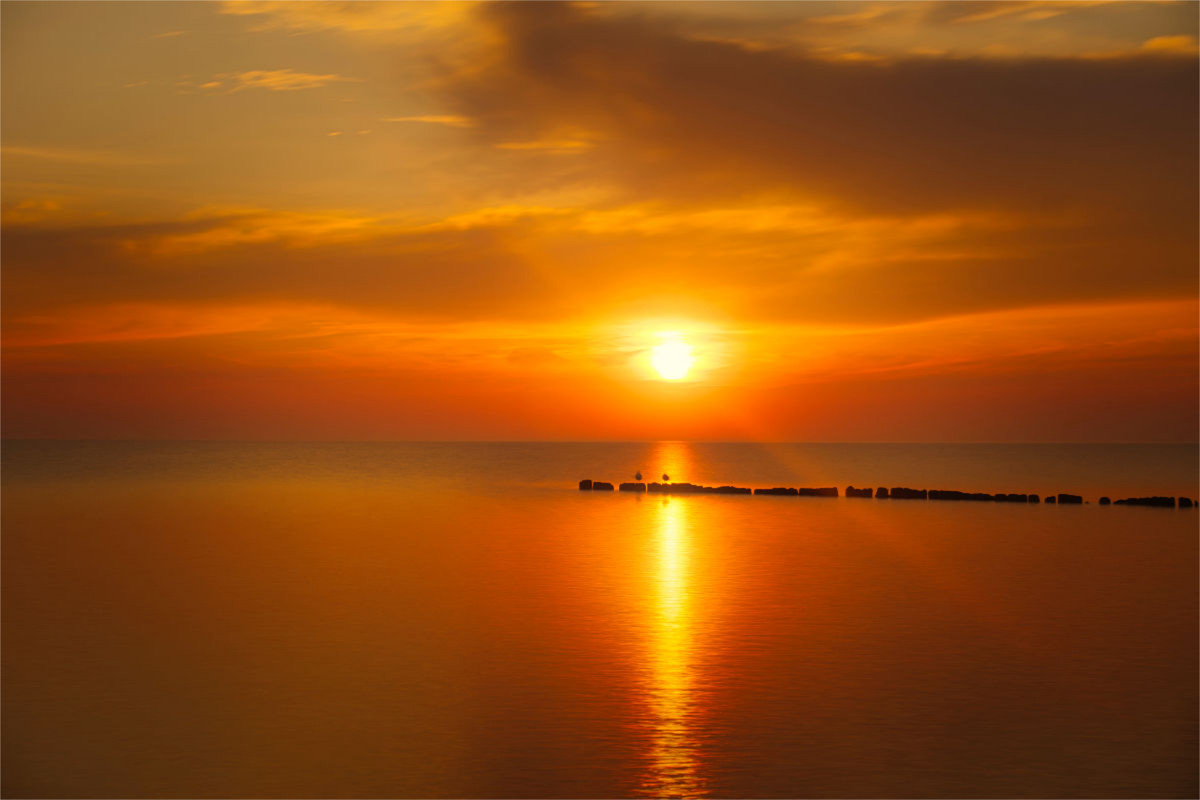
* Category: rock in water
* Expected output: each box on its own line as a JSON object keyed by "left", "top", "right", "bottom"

{"left": 929, "top": 489, "right": 994, "bottom": 501}
{"left": 1114, "top": 496, "right": 1175, "bottom": 507}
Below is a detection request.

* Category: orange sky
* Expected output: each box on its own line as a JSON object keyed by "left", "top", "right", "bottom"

{"left": 2, "top": 1, "right": 1197, "bottom": 441}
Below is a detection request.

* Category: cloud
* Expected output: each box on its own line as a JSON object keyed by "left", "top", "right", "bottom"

{"left": 182, "top": 68, "right": 360, "bottom": 93}
{"left": 219, "top": 1, "right": 475, "bottom": 35}
{"left": 134, "top": 209, "right": 391, "bottom": 253}
{"left": 1, "top": 200, "right": 69, "bottom": 229}
{"left": 1141, "top": 34, "right": 1200, "bottom": 55}
{"left": 783, "top": 1, "right": 1086, "bottom": 30}
{"left": 1, "top": 198, "right": 64, "bottom": 225}
{"left": 809, "top": 5, "right": 902, "bottom": 27}
{"left": 445, "top": 3, "right": 1196, "bottom": 217}
{"left": 384, "top": 115, "right": 476, "bottom": 128}
{"left": 495, "top": 139, "right": 593, "bottom": 153}
{"left": 228, "top": 69, "right": 357, "bottom": 92}
{"left": 921, "top": 1, "right": 1118, "bottom": 25}
{"left": 2, "top": 190, "right": 1195, "bottom": 335}
{"left": 582, "top": 2, "right": 1195, "bottom": 64}
{"left": 0, "top": 213, "right": 569, "bottom": 324}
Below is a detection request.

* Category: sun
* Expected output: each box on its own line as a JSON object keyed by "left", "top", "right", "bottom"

{"left": 651, "top": 338, "right": 694, "bottom": 380}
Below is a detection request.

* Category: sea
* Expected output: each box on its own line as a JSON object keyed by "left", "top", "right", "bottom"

{"left": 3, "top": 441, "right": 1197, "bottom": 798}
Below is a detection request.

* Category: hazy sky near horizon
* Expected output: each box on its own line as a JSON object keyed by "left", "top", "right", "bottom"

{"left": 2, "top": 1, "right": 1197, "bottom": 441}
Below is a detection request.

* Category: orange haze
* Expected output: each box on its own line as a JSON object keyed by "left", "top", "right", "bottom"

{"left": 3, "top": 2, "right": 1197, "bottom": 441}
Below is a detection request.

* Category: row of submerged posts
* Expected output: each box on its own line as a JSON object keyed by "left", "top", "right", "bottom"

{"left": 577, "top": 479, "right": 1196, "bottom": 508}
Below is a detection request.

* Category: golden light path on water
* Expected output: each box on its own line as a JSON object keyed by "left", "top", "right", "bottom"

{"left": 636, "top": 496, "right": 707, "bottom": 798}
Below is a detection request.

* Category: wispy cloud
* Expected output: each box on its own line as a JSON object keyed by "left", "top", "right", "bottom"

{"left": 1, "top": 198, "right": 63, "bottom": 225}
{"left": 218, "top": 1, "right": 475, "bottom": 35}
{"left": 943, "top": 1, "right": 1116, "bottom": 25}
{"left": 495, "top": 140, "right": 593, "bottom": 153}
{"left": 385, "top": 115, "right": 475, "bottom": 128}
{"left": 809, "top": 4, "right": 905, "bottom": 26}
{"left": 140, "top": 208, "right": 389, "bottom": 253}
{"left": 229, "top": 68, "right": 358, "bottom": 91}
{"left": 1141, "top": 34, "right": 1199, "bottom": 55}
{"left": 179, "top": 69, "right": 360, "bottom": 94}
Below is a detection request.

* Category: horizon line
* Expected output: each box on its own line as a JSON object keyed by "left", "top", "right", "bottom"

{"left": 3, "top": 438, "right": 1197, "bottom": 446}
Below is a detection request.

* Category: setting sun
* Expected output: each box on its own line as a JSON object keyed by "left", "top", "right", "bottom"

{"left": 651, "top": 338, "right": 694, "bottom": 381}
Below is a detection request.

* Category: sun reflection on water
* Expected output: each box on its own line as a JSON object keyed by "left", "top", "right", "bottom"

{"left": 636, "top": 497, "right": 708, "bottom": 799}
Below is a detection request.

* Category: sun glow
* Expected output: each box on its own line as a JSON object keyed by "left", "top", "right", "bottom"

{"left": 651, "top": 336, "right": 694, "bottom": 380}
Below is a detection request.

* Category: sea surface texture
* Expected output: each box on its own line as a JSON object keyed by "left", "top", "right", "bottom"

{"left": 3, "top": 441, "right": 1197, "bottom": 798}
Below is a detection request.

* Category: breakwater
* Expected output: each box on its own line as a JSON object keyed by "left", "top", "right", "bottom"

{"left": 577, "top": 479, "right": 1196, "bottom": 508}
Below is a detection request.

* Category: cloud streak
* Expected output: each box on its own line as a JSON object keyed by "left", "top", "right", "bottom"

{"left": 385, "top": 115, "right": 476, "bottom": 127}
{"left": 179, "top": 69, "right": 360, "bottom": 93}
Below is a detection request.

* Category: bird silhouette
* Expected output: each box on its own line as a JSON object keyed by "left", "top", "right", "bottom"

{"left": 635, "top": 471, "right": 642, "bottom": 481}
{"left": 662, "top": 473, "right": 670, "bottom": 482}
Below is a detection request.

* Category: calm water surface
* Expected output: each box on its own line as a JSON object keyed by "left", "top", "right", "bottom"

{"left": 3, "top": 442, "right": 1197, "bottom": 798}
